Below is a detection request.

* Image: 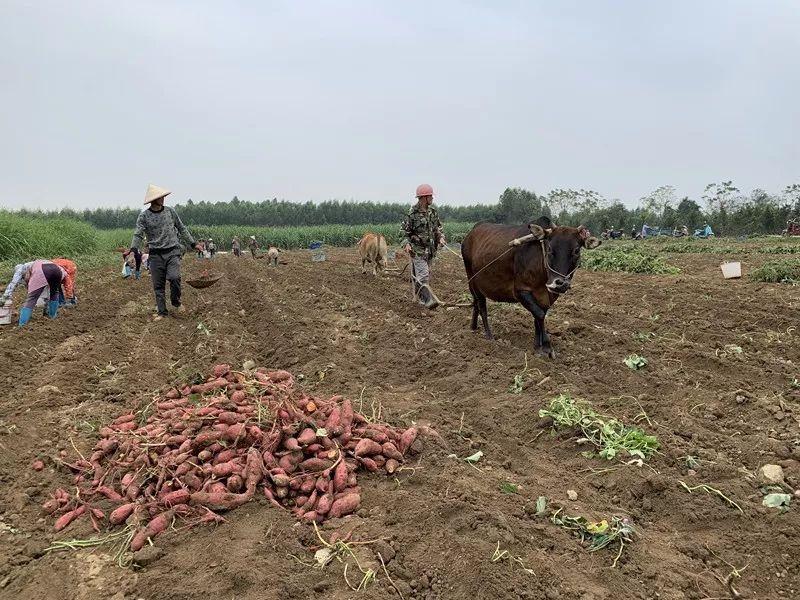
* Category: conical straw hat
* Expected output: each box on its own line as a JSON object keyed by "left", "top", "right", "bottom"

{"left": 144, "top": 184, "right": 171, "bottom": 204}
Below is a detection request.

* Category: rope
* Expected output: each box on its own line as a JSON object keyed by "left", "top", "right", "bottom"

{"left": 465, "top": 239, "right": 578, "bottom": 292}
{"left": 466, "top": 246, "right": 515, "bottom": 284}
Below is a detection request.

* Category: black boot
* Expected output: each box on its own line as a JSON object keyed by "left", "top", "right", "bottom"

{"left": 418, "top": 285, "right": 440, "bottom": 310}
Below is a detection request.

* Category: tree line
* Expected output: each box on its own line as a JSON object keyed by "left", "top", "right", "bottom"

{"left": 16, "top": 182, "right": 800, "bottom": 236}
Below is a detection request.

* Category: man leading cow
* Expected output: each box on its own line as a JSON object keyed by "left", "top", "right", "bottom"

{"left": 401, "top": 183, "right": 445, "bottom": 309}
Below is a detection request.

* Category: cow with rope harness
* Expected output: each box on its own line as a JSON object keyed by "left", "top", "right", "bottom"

{"left": 461, "top": 217, "right": 601, "bottom": 358}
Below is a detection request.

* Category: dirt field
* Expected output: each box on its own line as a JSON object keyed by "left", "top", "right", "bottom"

{"left": 1, "top": 246, "right": 798, "bottom": 600}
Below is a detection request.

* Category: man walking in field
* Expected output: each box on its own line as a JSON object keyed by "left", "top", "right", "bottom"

{"left": 401, "top": 183, "right": 445, "bottom": 309}
{"left": 248, "top": 235, "right": 259, "bottom": 258}
{"left": 131, "top": 184, "right": 200, "bottom": 320}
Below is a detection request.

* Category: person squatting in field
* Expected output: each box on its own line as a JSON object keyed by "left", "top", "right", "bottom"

{"left": 248, "top": 235, "right": 259, "bottom": 258}
{"left": 122, "top": 247, "right": 143, "bottom": 279}
{"left": 131, "top": 184, "right": 200, "bottom": 320}
{"left": 1, "top": 260, "right": 67, "bottom": 326}
{"left": 51, "top": 258, "right": 78, "bottom": 307}
{"left": 401, "top": 183, "right": 445, "bottom": 309}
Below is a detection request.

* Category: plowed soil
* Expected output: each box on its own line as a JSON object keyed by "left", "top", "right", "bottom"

{"left": 1, "top": 247, "right": 798, "bottom": 600}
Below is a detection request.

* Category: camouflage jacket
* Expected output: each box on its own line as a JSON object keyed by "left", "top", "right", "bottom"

{"left": 400, "top": 204, "right": 443, "bottom": 258}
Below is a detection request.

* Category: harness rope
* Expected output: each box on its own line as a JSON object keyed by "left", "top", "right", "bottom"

{"left": 466, "top": 238, "right": 578, "bottom": 294}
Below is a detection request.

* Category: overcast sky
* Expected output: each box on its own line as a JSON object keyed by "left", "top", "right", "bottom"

{"left": 1, "top": 1, "right": 798, "bottom": 211}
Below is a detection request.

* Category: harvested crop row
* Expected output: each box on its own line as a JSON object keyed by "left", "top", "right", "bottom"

{"left": 39, "top": 364, "right": 427, "bottom": 550}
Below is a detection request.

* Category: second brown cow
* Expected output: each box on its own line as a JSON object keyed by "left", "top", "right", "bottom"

{"left": 461, "top": 217, "right": 600, "bottom": 358}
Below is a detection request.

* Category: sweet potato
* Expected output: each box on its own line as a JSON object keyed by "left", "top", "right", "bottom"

{"left": 190, "top": 491, "right": 252, "bottom": 511}
{"left": 54, "top": 505, "right": 86, "bottom": 532}
{"left": 41, "top": 499, "right": 60, "bottom": 514}
{"left": 329, "top": 493, "right": 360, "bottom": 518}
{"left": 212, "top": 461, "right": 241, "bottom": 478}
{"left": 315, "top": 475, "right": 330, "bottom": 493}
{"left": 354, "top": 439, "right": 382, "bottom": 457}
{"left": 359, "top": 457, "right": 378, "bottom": 472}
{"left": 316, "top": 492, "right": 333, "bottom": 515}
{"left": 218, "top": 411, "right": 242, "bottom": 425}
{"left": 212, "top": 364, "right": 231, "bottom": 378}
{"left": 227, "top": 474, "right": 244, "bottom": 493}
{"left": 96, "top": 486, "right": 124, "bottom": 502}
{"left": 212, "top": 449, "right": 238, "bottom": 465}
{"left": 398, "top": 427, "right": 418, "bottom": 454}
{"left": 245, "top": 447, "right": 264, "bottom": 490}
{"left": 381, "top": 442, "right": 403, "bottom": 461}
{"left": 109, "top": 503, "right": 136, "bottom": 525}
{"left": 300, "top": 457, "right": 332, "bottom": 472}
{"left": 297, "top": 428, "right": 317, "bottom": 445}
{"left": 302, "top": 510, "right": 318, "bottom": 522}
{"left": 340, "top": 398, "right": 354, "bottom": 429}
{"left": 333, "top": 460, "right": 348, "bottom": 492}
{"left": 275, "top": 486, "right": 289, "bottom": 499}
{"left": 163, "top": 489, "right": 191, "bottom": 506}
{"left": 385, "top": 458, "right": 400, "bottom": 474}
{"left": 222, "top": 423, "right": 247, "bottom": 442}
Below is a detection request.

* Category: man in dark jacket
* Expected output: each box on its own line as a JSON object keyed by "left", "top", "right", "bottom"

{"left": 131, "top": 184, "right": 200, "bottom": 320}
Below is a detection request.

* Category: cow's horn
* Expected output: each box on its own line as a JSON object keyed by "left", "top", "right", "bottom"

{"left": 528, "top": 224, "right": 546, "bottom": 240}
{"left": 585, "top": 236, "right": 601, "bottom": 249}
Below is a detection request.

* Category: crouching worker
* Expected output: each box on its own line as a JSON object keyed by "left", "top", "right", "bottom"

{"left": 131, "top": 184, "right": 201, "bottom": 321}
{"left": 122, "top": 248, "right": 143, "bottom": 279}
{"left": 1, "top": 260, "right": 67, "bottom": 326}
{"left": 52, "top": 258, "right": 78, "bottom": 306}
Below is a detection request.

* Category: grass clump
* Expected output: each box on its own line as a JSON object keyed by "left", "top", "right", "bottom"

{"left": 539, "top": 394, "right": 659, "bottom": 461}
{"left": 748, "top": 260, "right": 800, "bottom": 284}
{"left": 582, "top": 247, "right": 680, "bottom": 274}
{"left": 0, "top": 212, "right": 100, "bottom": 261}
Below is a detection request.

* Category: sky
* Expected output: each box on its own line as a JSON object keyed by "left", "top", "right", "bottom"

{"left": 1, "top": 1, "right": 798, "bottom": 211}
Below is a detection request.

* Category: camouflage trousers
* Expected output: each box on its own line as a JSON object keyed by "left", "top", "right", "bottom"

{"left": 410, "top": 255, "right": 431, "bottom": 285}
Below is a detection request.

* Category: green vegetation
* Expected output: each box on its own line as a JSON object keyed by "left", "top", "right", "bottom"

{"left": 583, "top": 246, "right": 680, "bottom": 274}
{"left": 749, "top": 259, "right": 800, "bottom": 284}
{"left": 539, "top": 394, "right": 659, "bottom": 461}
{"left": 11, "top": 180, "right": 800, "bottom": 237}
{"left": 99, "top": 222, "right": 474, "bottom": 251}
{"left": 0, "top": 211, "right": 100, "bottom": 262}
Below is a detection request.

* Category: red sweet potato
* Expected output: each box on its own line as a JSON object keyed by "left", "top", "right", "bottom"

{"left": 190, "top": 491, "right": 252, "bottom": 511}
{"left": 212, "top": 461, "right": 241, "bottom": 478}
{"left": 42, "top": 499, "right": 60, "bottom": 514}
{"left": 316, "top": 492, "right": 333, "bottom": 515}
{"left": 162, "top": 489, "right": 191, "bottom": 506}
{"left": 212, "top": 449, "right": 238, "bottom": 465}
{"left": 359, "top": 457, "right": 378, "bottom": 472}
{"left": 297, "top": 428, "right": 317, "bottom": 445}
{"left": 300, "top": 457, "right": 332, "bottom": 471}
{"left": 222, "top": 423, "right": 246, "bottom": 442}
{"left": 109, "top": 502, "right": 136, "bottom": 525}
{"left": 381, "top": 442, "right": 403, "bottom": 461}
{"left": 96, "top": 486, "right": 124, "bottom": 502}
{"left": 333, "top": 460, "right": 348, "bottom": 492}
{"left": 398, "top": 427, "right": 418, "bottom": 454}
{"left": 54, "top": 505, "right": 86, "bottom": 532}
{"left": 329, "top": 493, "right": 360, "bottom": 518}
{"left": 218, "top": 411, "right": 243, "bottom": 425}
{"left": 385, "top": 458, "right": 400, "bottom": 474}
{"left": 340, "top": 398, "right": 354, "bottom": 429}
{"left": 212, "top": 364, "right": 231, "bottom": 378}
{"left": 354, "top": 439, "right": 382, "bottom": 457}
{"left": 227, "top": 474, "right": 244, "bottom": 493}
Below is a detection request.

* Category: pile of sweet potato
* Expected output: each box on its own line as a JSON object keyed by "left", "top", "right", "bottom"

{"left": 40, "top": 364, "right": 422, "bottom": 550}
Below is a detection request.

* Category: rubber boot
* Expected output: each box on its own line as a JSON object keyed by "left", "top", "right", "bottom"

{"left": 418, "top": 285, "right": 440, "bottom": 310}
{"left": 48, "top": 299, "right": 59, "bottom": 319}
{"left": 18, "top": 307, "right": 33, "bottom": 327}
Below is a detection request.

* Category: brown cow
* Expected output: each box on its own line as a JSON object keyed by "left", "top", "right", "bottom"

{"left": 461, "top": 218, "right": 600, "bottom": 358}
{"left": 357, "top": 233, "right": 388, "bottom": 276}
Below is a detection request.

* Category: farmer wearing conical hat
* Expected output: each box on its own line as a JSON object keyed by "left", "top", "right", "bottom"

{"left": 400, "top": 183, "right": 445, "bottom": 309}
{"left": 131, "top": 184, "right": 200, "bottom": 320}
